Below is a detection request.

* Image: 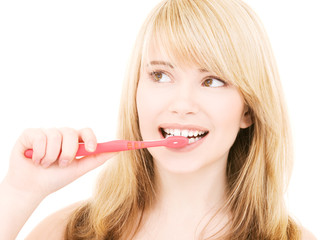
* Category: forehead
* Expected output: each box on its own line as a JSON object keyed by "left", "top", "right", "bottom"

{"left": 141, "top": 37, "right": 205, "bottom": 71}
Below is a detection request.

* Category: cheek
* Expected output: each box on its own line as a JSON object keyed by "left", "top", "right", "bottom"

{"left": 220, "top": 101, "right": 244, "bottom": 126}
{"left": 204, "top": 91, "right": 245, "bottom": 135}
{"left": 137, "top": 77, "right": 175, "bottom": 117}
{"left": 136, "top": 81, "right": 166, "bottom": 138}
{"left": 136, "top": 82, "right": 151, "bottom": 137}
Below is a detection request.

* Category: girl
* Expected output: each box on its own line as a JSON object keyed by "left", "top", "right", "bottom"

{"left": 0, "top": 0, "right": 316, "bottom": 239}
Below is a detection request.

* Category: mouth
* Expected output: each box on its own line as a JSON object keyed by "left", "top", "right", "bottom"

{"left": 159, "top": 127, "right": 209, "bottom": 144}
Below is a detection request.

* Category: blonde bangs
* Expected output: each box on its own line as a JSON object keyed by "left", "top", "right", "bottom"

{"left": 140, "top": 0, "right": 237, "bottom": 86}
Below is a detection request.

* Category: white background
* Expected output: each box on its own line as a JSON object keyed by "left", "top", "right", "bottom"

{"left": 0, "top": 0, "right": 335, "bottom": 239}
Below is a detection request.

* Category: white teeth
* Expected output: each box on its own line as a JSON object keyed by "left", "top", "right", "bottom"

{"left": 162, "top": 128, "right": 206, "bottom": 145}
{"left": 181, "top": 129, "right": 189, "bottom": 137}
{"left": 173, "top": 129, "right": 181, "bottom": 136}
{"left": 162, "top": 128, "right": 207, "bottom": 139}
{"left": 188, "top": 137, "right": 202, "bottom": 144}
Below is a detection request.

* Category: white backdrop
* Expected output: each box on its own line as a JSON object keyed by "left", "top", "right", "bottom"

{"left": 0, "top": 1, "right": 335, "bottom": 239}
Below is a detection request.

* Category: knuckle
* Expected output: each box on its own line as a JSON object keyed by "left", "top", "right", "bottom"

{"left": 81, "top": 127, "right": 93, "bottom": 135}
{"left": 81, "top": 128, "right": 96, "bottom": 141}
{"left": 34, "top": 130, "right": 47, "bottom": 143}
{"left": 60, "top": 127, "right": 78, "bottom": 137}
{"left": 46, "top": 128, "right": 62, "bottom": 142}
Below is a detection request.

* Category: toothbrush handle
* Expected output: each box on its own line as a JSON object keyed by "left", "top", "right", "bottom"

{"left": 24, "top": 140, "right": 149, "bottom": 158}
{"left": 76, "top": 140, "right": 147, "bottom": 156}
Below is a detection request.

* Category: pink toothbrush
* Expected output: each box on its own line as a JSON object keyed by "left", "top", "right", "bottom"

{"left": 24, "top": 136, "right": 189, "bottom": 158}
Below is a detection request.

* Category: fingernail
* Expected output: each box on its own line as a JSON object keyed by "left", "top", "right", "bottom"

{"left": 42, "top": 162, "right": 50, "bottom": 168}
{"left": 59, "top": 159, "right": 69, "bottom": 168}
{"left": 87, "top": 141, "right": 96, "bottom": 152}
{"left": 34, "top": 158, "right": 40, "bottom": 166}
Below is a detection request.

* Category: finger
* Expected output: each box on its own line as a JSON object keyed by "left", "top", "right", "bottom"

{"left": 31, "top": 130, "right": 47, "bottom": 165}
{"left": 18, "top": 128, "right": 47, "bottom": 165}
{"left": 40, "top": 128, "right": 62, "bottom": 168}
{"left": 58, "top": 127, "right": 79, "bottom": 167}
{"left": 78, "top": 128, "right": 97, "bottom": 153}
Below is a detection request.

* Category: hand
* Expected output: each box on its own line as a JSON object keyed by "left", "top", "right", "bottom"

{"left": 3, "top": 127, "right": 115, "bottom": 198}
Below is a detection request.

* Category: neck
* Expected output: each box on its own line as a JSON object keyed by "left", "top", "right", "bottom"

{"left": 135, "top": 159, "right": 230, "bottom": 239}
{"left": 154, "top": 159, "right": 228, "bottom": 216}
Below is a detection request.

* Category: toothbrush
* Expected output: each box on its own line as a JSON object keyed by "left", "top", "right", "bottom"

{"left": 24, "top": 136, "right": 189, "bottom": 158}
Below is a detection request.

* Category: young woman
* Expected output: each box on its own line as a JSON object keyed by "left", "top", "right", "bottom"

{"left": 0, "top": 0, "right": 316, "bottom": 239}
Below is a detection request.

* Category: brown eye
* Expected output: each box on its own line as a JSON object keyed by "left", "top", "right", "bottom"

{"left": 153, "top": 72, "right": 162, "bottom": 81}
{"left": 203, "top": 79, "right": 213, "bottom": 87}
{"left": 150, "top": 71, "right": 171, "bottom": 83}
{"left": 202, "top": 78, "right": 225, "bottom": 87}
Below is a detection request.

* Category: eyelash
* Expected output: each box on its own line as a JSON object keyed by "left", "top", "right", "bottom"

{"left": 149, "top": 70, "right": 172, "bottom": 83}
{"left": 202, "top": 77, "right": 227, "bottom": 88}
{"left": 148, "top": 70, "right": 227, "bottom": 87}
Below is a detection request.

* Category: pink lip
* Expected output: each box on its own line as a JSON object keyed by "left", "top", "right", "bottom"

{"left": 158, "top": 123, "right": 209, "bottom": 132}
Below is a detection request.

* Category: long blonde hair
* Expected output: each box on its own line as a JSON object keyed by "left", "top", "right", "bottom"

{"left": 65, "top": 0, "right": 302, "bottom": 239}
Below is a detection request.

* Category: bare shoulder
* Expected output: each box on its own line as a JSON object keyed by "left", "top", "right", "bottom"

{"left": 25, "top": 201, "right": 84, "bottom": 240}
{"left": 301, "top": 226, "right": 317, "bottom": 240}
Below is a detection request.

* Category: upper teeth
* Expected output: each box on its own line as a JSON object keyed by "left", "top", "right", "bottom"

{"left": 163, "top": 128, "right": 206, "bottom": 137}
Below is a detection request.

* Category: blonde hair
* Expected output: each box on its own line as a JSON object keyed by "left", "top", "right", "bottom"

{"left": 65, "top": 0, "right": 302, "bottom": 239}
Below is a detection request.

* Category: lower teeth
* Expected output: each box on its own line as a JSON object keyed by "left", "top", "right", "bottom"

{"left": 188, "top": 137, "right": 201, "bottom": 144}
{"left": 165, "top": 134, "right": 201, "bottom": 144}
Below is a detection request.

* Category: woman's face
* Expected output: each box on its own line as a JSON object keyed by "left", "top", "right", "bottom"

{"left": 136, "top": 47, "right": 251, "bottom": 174}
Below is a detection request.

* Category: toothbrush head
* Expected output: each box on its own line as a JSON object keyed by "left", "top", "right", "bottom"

{"left": 164, "top": 136, "right": 189, "bottom": 148}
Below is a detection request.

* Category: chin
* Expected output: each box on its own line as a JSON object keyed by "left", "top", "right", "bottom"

{"left": 151, "top": 149, "right": 217, "bottom": 175}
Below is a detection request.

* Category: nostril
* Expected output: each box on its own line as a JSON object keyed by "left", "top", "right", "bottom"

{"left": 168, "top": 100, "right": 199, "bottom": 115}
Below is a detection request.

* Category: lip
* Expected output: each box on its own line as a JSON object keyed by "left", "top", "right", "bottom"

{"left": 158, "top": 123, "right": 209, "bottom": 152}
{"left": 158, "top": 123, "right": 209, "bottom": 132}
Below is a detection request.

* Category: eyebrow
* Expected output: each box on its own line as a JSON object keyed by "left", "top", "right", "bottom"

{"left": 148, "top": 60, "right": 209, "bottom": 73}
{"left": 149, "top": 61, "right": 174, "bottom": 68}
{"left": 199, "top": 68, "right": 209, "bottom": 73}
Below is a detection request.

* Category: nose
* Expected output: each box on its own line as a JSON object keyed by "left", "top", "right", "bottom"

{"left": 168, "top": 84, "right": 199, "bottom": 116}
